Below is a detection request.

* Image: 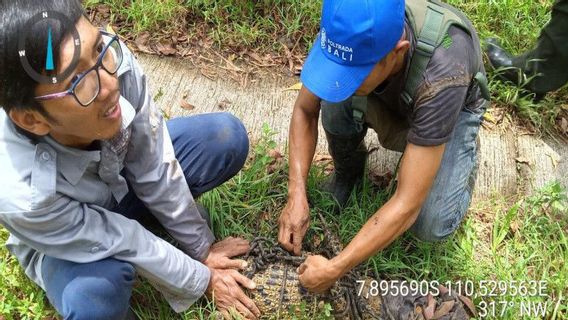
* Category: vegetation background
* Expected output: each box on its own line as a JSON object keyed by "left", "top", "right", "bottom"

{"left": 1, "top": 0, "right": 566, "bottom": 319}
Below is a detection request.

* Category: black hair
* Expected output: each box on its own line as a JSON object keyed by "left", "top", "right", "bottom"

{"left": 0, "top": 0, "right": 85, "bottom": 120}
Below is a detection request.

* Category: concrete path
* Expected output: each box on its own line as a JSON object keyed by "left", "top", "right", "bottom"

{"left": 137, "top": 54, "right": 567, "bottom": 201}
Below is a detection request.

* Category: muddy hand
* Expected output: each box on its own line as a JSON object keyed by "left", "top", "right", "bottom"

{"left": 278, "top": 195, "right": 310, "bottom": 255}
{"left": 207, "top": 268, "right": 260, "bottom": 319}
{"left": 204, "top": 237, "right": 250, "bottom": 270}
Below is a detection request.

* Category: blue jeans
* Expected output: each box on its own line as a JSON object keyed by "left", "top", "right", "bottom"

{"left": 321, "top": 97, "right": 485, "bottom": 242}
{"left": 41, "top": 113, "right": 249, "bottom": 319}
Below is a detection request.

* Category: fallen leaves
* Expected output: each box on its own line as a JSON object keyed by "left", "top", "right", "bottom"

{"left": 457, "top": 295, "right": 477, "bottom": 317}
{"left": 217, "top": 99, "right": 232, "bottom": 110}
{"left": 423, "top": 294, "right": 436, "bottom": 319}
{"left": 161, "top": 102, "right": 172, "bottom": 120}
{"left": 514, "top": 156, "right": 532, "bottom": 165}
{"left": 105, "top": 24, "right": 117, "bottom": 35}
{"left": 313, "top": 154, "right": 334, "bottom": 175}
{"left": 180, "top": 99, "right": 195, "bottom": 111}
{"left": 267, "top": 148, "right": 284, "bottom": 174}
{"left": 432, "top": 300, "right": 455, "bottom": 319}
{"left": 481, "top": 107, "right": 506, "bottom": 131}
{"left": 155, "top": 40, "right": 177, "bottom": 56}
{"left": 368, "top": 171, "right": 394, "bottom": 190}
{"left": 134, "top": 32, "right": 153, "bottom": 54}
{"left": 283, "top": 82, "right": 303, "bottom": 92}
{"left": 560, "top": 117, "right": 568, "bottom": 135}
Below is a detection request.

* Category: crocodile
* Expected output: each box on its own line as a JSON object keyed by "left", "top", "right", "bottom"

{"left": 242, "top": 212, "right": 475, "bottom": 320}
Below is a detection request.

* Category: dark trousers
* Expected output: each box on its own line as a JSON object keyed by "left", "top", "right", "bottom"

{"left": 513, "top": 0, "right": 568, "bottom": 93}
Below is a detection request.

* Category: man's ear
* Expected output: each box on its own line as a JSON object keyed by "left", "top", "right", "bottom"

{"left": 394, "top": 39, "right": 411, "bottom": 56}
{"left": 8, "top": 109, "right": 52, "bottom": 136}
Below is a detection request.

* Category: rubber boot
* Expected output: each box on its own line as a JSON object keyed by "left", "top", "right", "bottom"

{"left": 512, "top": 0, "right": 568, "bottom": 97}
{"left": 322, "top": 130, "right": 367, "bottom": 212}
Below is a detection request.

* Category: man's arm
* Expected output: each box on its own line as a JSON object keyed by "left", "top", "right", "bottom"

{"left": 120, "top": 44, "right": 214, "bottom": 261}
{"left": 278, "top": 86, "right": 321, "bottom": 255}
{"left": 299, "top": 143, "right": 445, "bottom": 291}
{"left": 0, "top": 197, "right": 210, "bottom": 312}
{"left": 117, "top": 45, "right": 259, "bottom": 318}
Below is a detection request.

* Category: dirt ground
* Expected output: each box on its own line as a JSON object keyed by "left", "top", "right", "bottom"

{"left": 136, "top": 53, "right": 567, "bottom": 201}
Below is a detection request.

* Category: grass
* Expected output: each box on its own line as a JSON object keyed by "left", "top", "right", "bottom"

{"left": 83, "top": 0, "right": 567, "bottom": 135}
{"left": 1, "top": 1, "right": 565, "bottom": 318}
{"left": 1, "top": 125, "right": 566, "bottom": 319}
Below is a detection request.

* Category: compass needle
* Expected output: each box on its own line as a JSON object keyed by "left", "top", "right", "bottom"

{"left": 46, "top": 26, "right": 55, "bottom": 71}
{"left": 19, "top": 11, "right": 81, "bottom": 84}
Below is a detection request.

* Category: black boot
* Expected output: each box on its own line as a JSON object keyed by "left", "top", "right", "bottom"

{"left": 485, "top": 38, "right": 525, "bottom": 85}
{"left": 485, "top": 38, "right": 547, "bottom": 102}
{"left": 322, "top": 130, "right": 367, "bottom": 211}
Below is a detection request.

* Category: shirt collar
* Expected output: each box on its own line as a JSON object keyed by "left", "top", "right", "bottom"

{"left": 42, "top": 95, "right": 136, "bottom": 185}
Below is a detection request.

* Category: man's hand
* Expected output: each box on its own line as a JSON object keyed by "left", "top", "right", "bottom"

{"left": 206, "top": 267, "right": 260, "bottom": 319}
{"left": 204, "top": 237, "right": 250, "bottom": 270}
{"left": 278, "top": 195, "right": 310, "bottom": 255}
{"left": 297, "top": 255, "right": 340, "bottom": 293}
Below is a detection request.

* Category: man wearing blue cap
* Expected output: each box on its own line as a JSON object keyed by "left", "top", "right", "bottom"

{"left": 278, "top": 0, "right": 489, "bottom": 292}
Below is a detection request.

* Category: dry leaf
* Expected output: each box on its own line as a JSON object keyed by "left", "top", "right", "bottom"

{"left": 267, "top": 148, "right": 284, "bottom": 173}
{"left": 510, "top": 220, "right": 520, "bottom": 234}
{"left": 515, "top": 157, "right": 531, "bottom": 165}
{"left": 313, "top": 154, "right": 332, "bottom": 161}
{"left": 96, "top": 5, "right": 110, "bottom": 15}
{"left": 161, "top": 105, "right": 172, "bottom": 120}
{"left": 247, "top": 51, "right": 264, "bottom": 64}
{"left": 260, "top": 212, "right": 270, "bottom": 221}
{"left": 438, "top": 284, "right": 449, "bottom": 296}
{"left": 423, "top": 293, "right": 436, "bottom": 320}
{"left": 457, "top": 295, "right": 477, "bottom": 317}
{"left": 547, "top": 152, "right": 560, "bottom": 168}
{"left": 217, "top": 99, "right": 232, "bottom": 110}
{"left": 156, "top": 41, "right": 177, "bottom": 56}
{"left": 368, "top": 171, "right": 393, "bottom": 190}
{"left": 105, "top": 24, "right": 116, "bottom": 35}
{"left": 180, "top": 99, "right": 195, "bottom": 111}
{"left": 268, "top": 149, "right": 283, "bottom": 160}
{"left": 312, "top": 235, "right": 322, "bottom": 248}
{"left": 561, "top": 117, "right": 567, "bottom": 133}
{"left": 483, "top": 111, "right": 496, "bottom": 124}
{"left": 133, "top": 32, "right": 153, "bottom": 54}
{"left": 283, "top": 82, "right": 303, "bottom": 92}
{"left": 135, "top": 32, "right": 150, "bottom": 46}
{"left": 432, "top": 300, "right": 455, "bottom": 319}
{"left": 313, "top": 153, "right": 334, "bottom": 175}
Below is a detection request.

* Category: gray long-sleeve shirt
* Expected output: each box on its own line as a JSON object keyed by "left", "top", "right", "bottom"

{"left": 0, "top": 40, "right": 215, "bottom": 312}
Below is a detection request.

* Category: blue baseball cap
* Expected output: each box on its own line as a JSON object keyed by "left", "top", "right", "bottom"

{"left": 300, "top": 0, "right": 405, "bottom": 102}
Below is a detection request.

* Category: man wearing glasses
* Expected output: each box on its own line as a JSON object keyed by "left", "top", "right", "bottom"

{"left": 0, "top": 1, "right": 259, "bottom": 319}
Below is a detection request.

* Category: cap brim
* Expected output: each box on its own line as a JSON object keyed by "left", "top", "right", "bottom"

{"left": 300, "top": 35, "right": 376, "bottom": 103}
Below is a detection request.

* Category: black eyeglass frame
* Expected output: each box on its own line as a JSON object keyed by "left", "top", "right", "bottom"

{"left": 34, "top": 30, "right": 123, "bottom": 107}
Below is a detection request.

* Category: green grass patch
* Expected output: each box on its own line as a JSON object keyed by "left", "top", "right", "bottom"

{"left": 85, "top": 0, "right": 186, "bottom": 34}
{"left": 85, "top": 0, "right": 566, "bottom": 135}
{"left": 446, "top": 0, "right": 565, "bottom": 134}
{"left": 1, "top": 126, "right": 566, "bottom": 319}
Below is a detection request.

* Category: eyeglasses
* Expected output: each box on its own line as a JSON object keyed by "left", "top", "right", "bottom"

{"left": 35, "top": 30, "right": 123, "bottom": 107}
